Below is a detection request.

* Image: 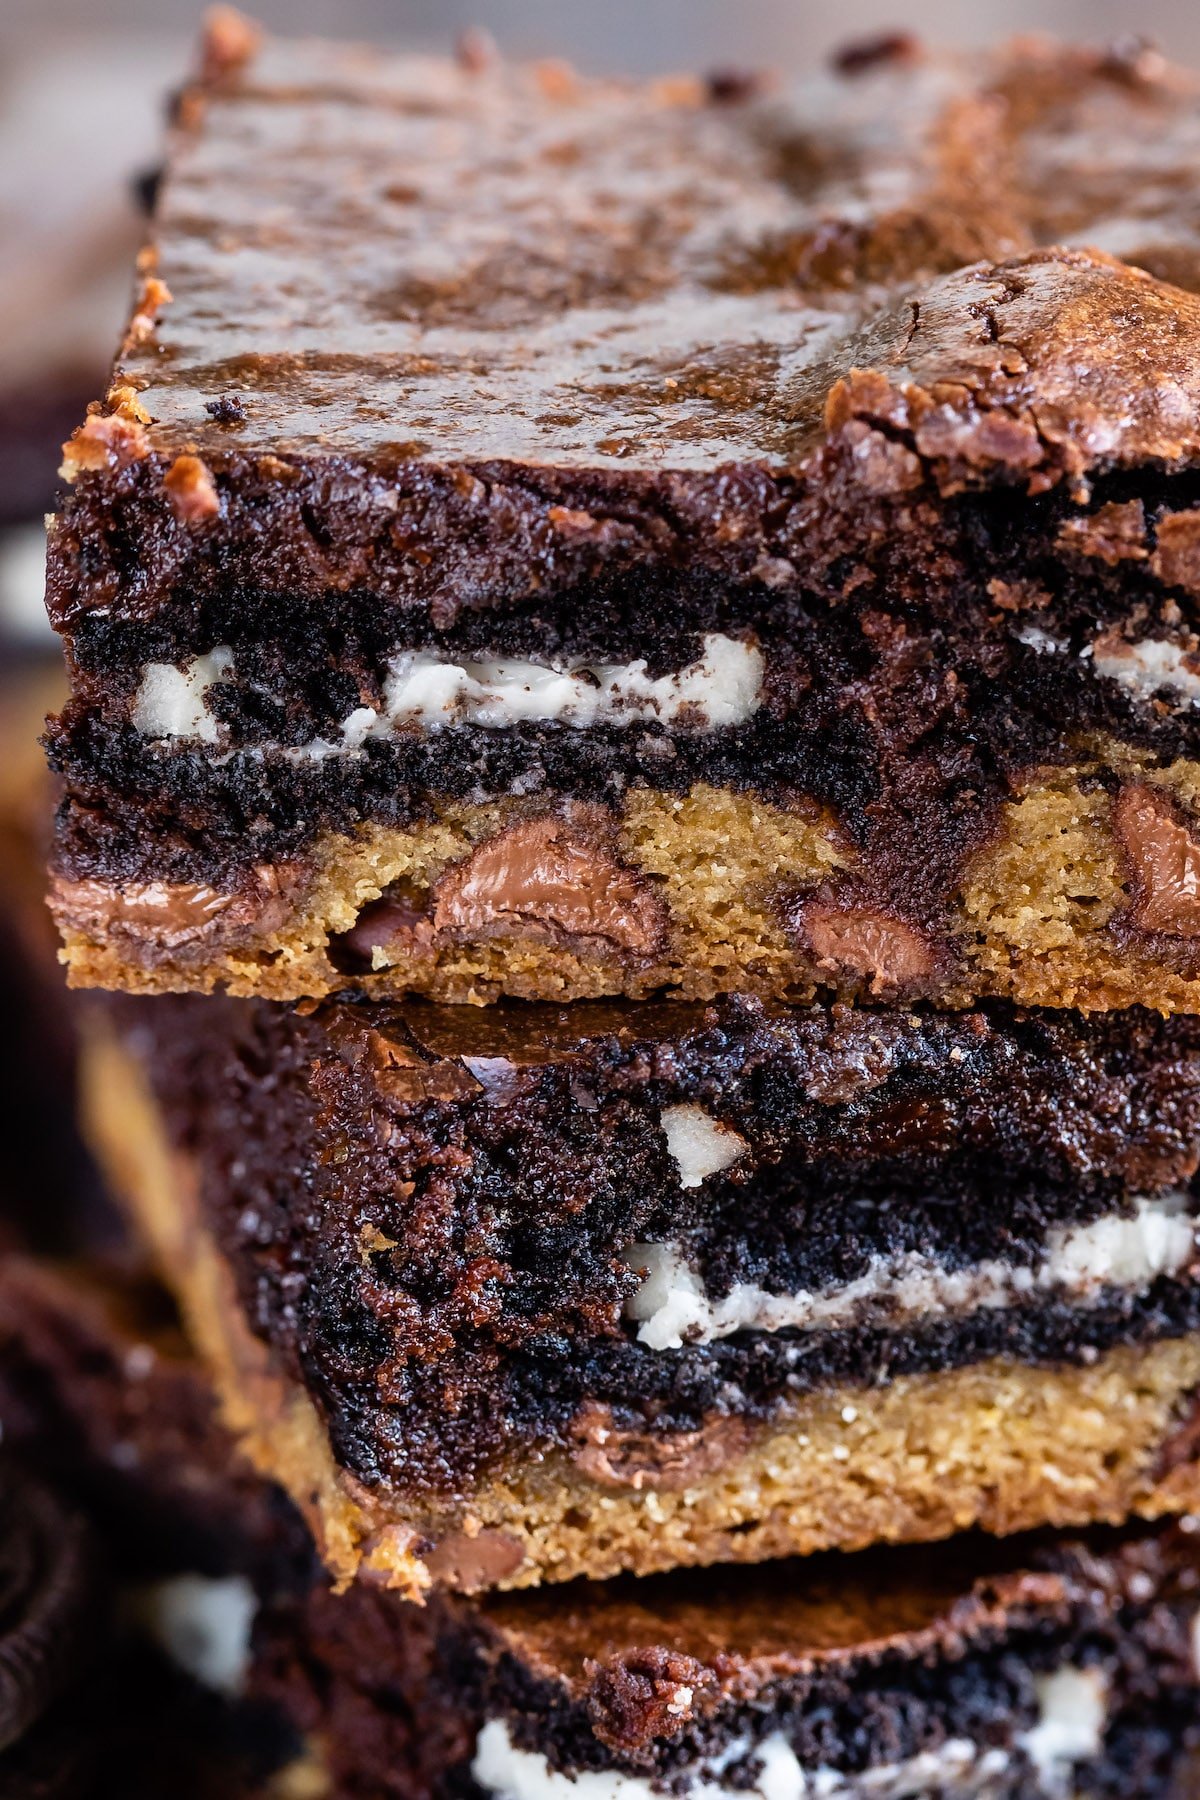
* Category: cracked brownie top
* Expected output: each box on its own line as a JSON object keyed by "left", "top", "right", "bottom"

{"left": 46, "top": 27, "right": 1200, "bottom": 633}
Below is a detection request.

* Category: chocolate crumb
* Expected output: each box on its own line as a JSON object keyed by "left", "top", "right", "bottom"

{"left": 204, "top": 394, "right": 246, "bottom": 425}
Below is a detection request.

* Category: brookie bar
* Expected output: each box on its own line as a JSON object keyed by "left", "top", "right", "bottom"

{"left": 42, "top": 26, "right": 1200, "bottom": 1011}
{"left": 6, "top": 1234, "right": 1200, "bottom": 1799}
{"left": 84, "top": 992, "right": 1200, "bottom": 1594}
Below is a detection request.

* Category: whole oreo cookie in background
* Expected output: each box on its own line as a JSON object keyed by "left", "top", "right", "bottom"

{"left": 0, "top": 1460, "right": 104, "bottom": 1797}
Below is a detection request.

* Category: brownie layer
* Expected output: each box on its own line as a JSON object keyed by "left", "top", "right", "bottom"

{"left": 45, "top": 30, "right": 1200, "bottom": 1007}
{"left": 84, "top": 1002, "right": 1200, "bottom": 1593}
{"left": 45, "top": 35, "right": 1200, "bottom": 631}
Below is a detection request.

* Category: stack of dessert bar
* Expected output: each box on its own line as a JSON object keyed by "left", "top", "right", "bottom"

{"left": 38, "top": 12, "right": 1200, "bottom": 1792}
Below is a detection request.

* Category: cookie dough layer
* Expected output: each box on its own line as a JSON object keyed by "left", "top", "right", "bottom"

{"left": 82, "top": 1019, "right": 1200, "bottom": 1598}
{"left": 48, "top": 756, "right": 1200, "bottom": 1009}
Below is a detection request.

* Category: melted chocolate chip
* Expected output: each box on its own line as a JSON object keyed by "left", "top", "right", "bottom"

{"left": 1113, "top": 783, "right": 1200, "bottom": 939}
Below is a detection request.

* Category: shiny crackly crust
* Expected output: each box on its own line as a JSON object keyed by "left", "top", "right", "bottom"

{"left": 45, "top": 36, "right": 1200, "bottom": 633}
{"left": 49, "top": 761, "right": 1200, "bottom": 1010}
{"left": 81, "top": 1015, "right": 1200, "bottom": 1597}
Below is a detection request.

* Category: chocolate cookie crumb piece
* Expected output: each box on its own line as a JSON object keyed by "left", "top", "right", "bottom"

{"left": 204, "top": 394, "right": 246, "bottom": 425}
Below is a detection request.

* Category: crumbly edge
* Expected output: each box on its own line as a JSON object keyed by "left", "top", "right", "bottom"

{"left": 55, "top": 757, "right": 1200, "bottom": 1011}
{"left": 79, "top": 1020, "right": 1200, "bottom": 1597}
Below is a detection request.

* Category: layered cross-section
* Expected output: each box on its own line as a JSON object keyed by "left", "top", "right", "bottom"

{"left": 5, "top": 1251, "right": 1200, "bottom": 1800}
{"left": 83, "top": 991, "right": 1200, "bottom": 1593}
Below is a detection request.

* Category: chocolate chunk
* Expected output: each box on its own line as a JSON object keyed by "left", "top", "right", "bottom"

{"left": 789, "top": 894, "right": 939, "bottom": 997}
{"left": 432, "top": 812, "right": 668, "bottom": 961}
{"left": 569, "top": 1404, "right": 752, "bottom": 1492}
{"left": 330, "top": 881, "right": 435, "bottom": 973}
{"left": 48, "top": 867, "right": 295, "bottom": 956}
{"left": 422, "top": 1529, "right": 524, "bottom": 1592}
{"left": 1114, "top": 782, "right": 1200, "bottom": 938}
{"left": 1155, "top": 1386, "right": 1200, "bottom": 1476}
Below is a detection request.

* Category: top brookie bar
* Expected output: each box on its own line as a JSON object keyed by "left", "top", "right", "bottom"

{"left": 41, "top": 23, "right": 1200, "bottom": 1009}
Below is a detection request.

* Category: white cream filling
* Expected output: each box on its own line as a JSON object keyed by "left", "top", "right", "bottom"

{"left": 132, "top": 646, "right": 234, "bottom": 741}
{"left": 1021, "top": 1667, "right": 1107, "bottom": 1790}
{"left": 1086, "top": 635, "right": 1200, "bottom": 708}
{"left": 470, "top": 1666, "right": 1106, "bottom": 1800}
{"left": 129, "top": 1572, "right": 257, "bottom": 1695}
{"left": 1017, "top": 624, "right": 1200, "bottom": 711}
{"left": 626, "top": 1193, "right": 1195, "bottom": 1351}
{"left": 660, "top": 1104, "right": 749, "bottom": 1189}
{"left": 131, "top": 634, "right": 763, "bottom": 747}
